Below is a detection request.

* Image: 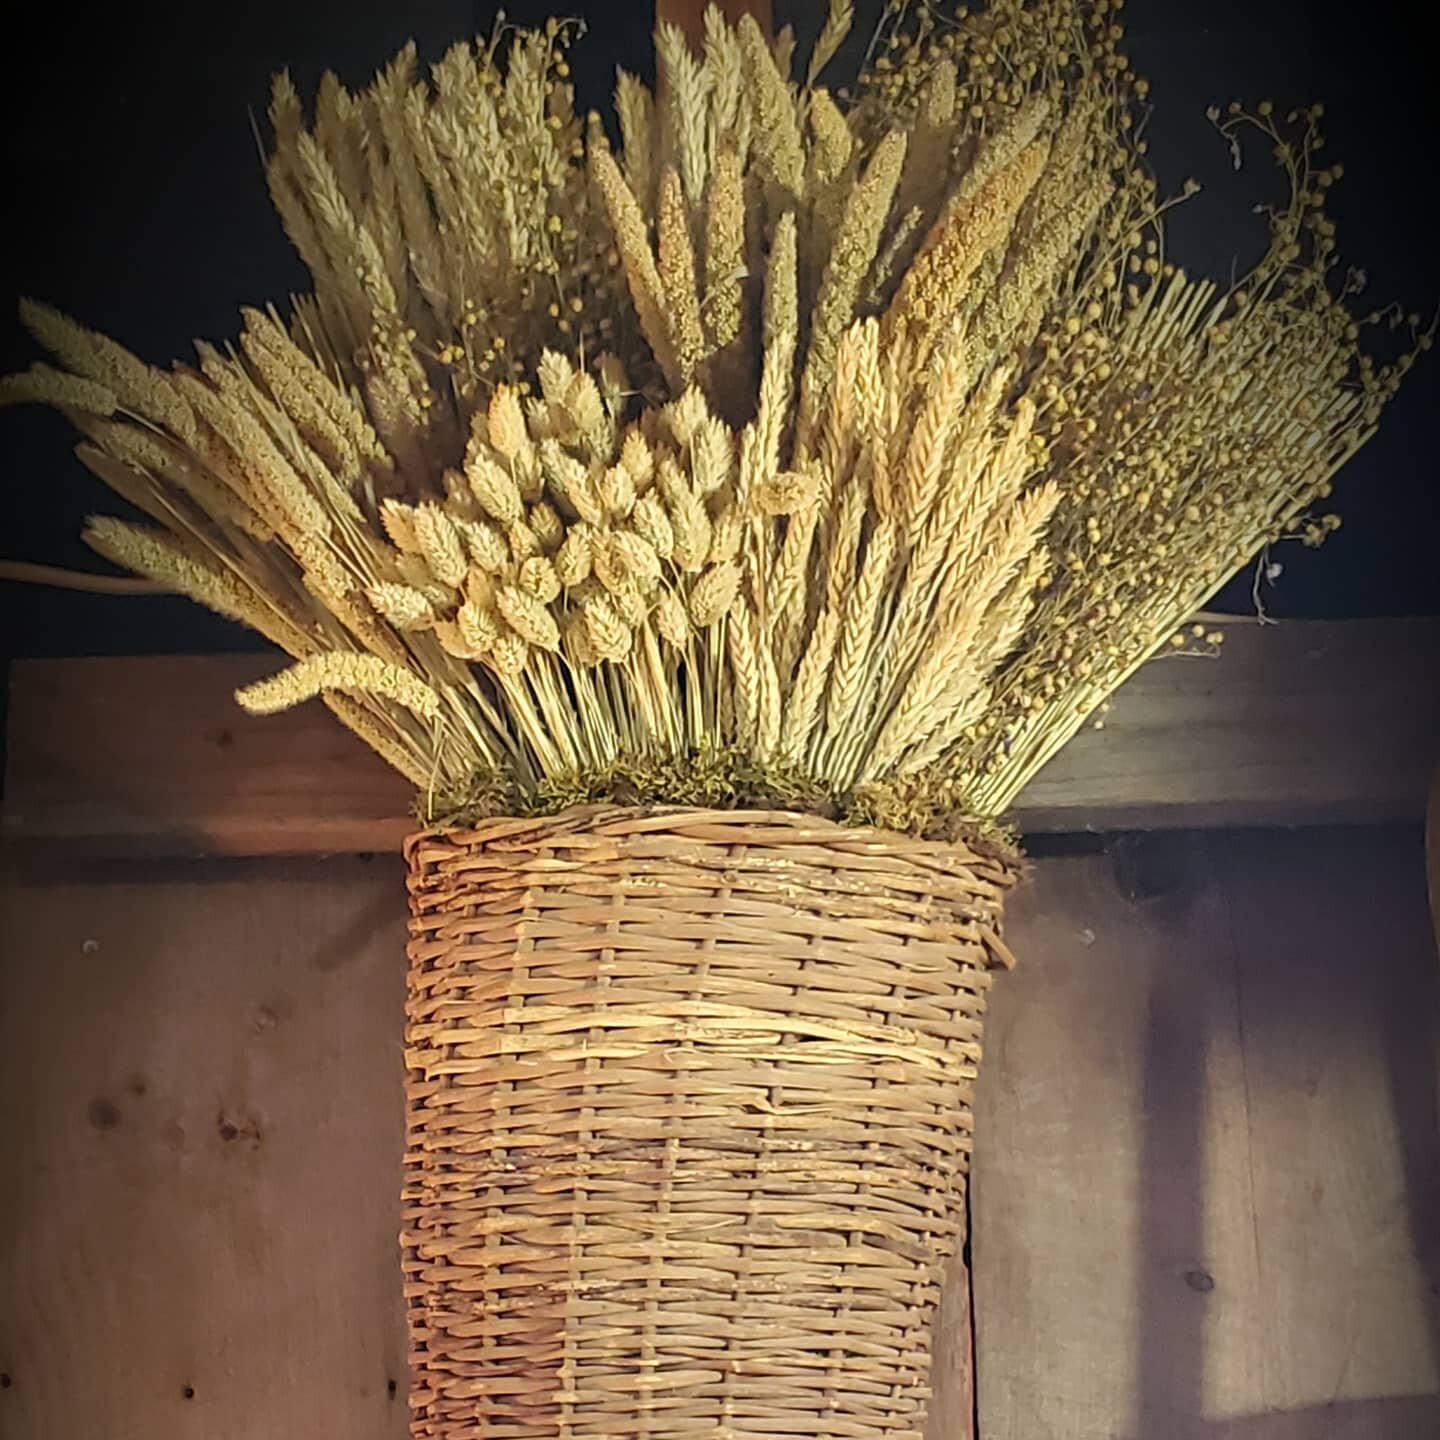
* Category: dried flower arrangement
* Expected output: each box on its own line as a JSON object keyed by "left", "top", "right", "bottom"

{"left": 1, "top": 2, "right": 1428, "bottom": 1432}
{"left": 4, "top": 0, "right": 1423, "bottom": 832}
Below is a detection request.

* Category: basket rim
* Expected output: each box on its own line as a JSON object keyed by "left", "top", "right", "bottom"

{"left": 403, "top": 801, "right": 1024, "bottom": 887}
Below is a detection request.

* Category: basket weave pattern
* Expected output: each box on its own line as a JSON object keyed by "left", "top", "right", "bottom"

{"left": 402, "top": 807, "right": 1017, "bottom": 1438}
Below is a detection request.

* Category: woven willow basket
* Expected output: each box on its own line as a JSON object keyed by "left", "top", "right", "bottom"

{"left": 402, "top": 805, "right": 1019, "bottom": 1438}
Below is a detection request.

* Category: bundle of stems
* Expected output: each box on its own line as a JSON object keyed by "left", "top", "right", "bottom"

{"left": 3, "top": 0, "right": 1426, "bottom": 833}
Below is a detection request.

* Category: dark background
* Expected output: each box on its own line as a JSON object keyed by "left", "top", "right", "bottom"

{"left": 1, "top": 0, "right": 1433, "bottom": 663}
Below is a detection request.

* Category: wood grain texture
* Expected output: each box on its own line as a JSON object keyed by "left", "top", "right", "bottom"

{"left": 2, "top": 653, "right": 417, "bottom": 858}
{"left": 973, "top": 830, "right": 1440, "bottom": 1439}
{"left": 5, "top": 619, "right": 1438, "bottom": 858}
{"left": 1015, "top": 618, "right": 1440, "bottom": 832}
{"left": 1427, "top": 764, "right": 1440, "bottom": 958}
{"left": 3, "top": 833, "right": 1435, "bottom": 1438}
{"left": 0, "top": 857, "right": 411, "bottom": 1440}
{"left": 656, "top": 0, "right": 772, "bottom": 47}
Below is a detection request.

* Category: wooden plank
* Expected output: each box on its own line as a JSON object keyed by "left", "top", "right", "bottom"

{"left": 656, "top": 0, "right": 772, "bottom": 47}
{"left": 1017, "top": 617, "right": 1440, "bottom": 833}
{"left": 969, "top": 852, "right": 1155, "bottom": 1435}
{"left": 972, "top": 831, "right": 1440, "bottom": 1438}
{"left": 0, "top": 856, "right": 411, "bottom": 1440}
{"left": 927, "top": 1257, "right": 977, "bottom": 1440}
{"left": 5, "top": 618, "right": 1438, "bottom": 858}
{"left": 3, "top": 653, "right": 417, "bottom": 858}
{"left": 1200, "top": 831, "right": 1440, "bottom": 1433}
{"left": 1427, "top": 764, "right": 1440, "bottom": 953}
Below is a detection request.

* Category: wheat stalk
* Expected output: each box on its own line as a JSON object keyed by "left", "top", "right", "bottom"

{"left": 236, "top": 652, "right": 441, "bottom": 720}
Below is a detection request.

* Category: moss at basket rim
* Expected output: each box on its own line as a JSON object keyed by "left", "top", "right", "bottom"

{"left": 419, "top": 742, "right": 1019, "bottom": 853}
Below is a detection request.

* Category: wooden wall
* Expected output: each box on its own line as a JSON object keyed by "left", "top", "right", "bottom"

{"left": 9, "top": 622, "right": 1439, "bottom": 855}
{"left": 2, "top": 829, "right": 1436, "bottom": 1438}
{"left": 975, "top": 829, "right": 1440, "bottom": 1439}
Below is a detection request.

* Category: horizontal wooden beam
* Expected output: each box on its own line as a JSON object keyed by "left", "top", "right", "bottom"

{"left": 656, "top": 0, "right": 772, "bottom": 46}
{"left": 3, "top": 617, "right": 1437, "bottom": 858}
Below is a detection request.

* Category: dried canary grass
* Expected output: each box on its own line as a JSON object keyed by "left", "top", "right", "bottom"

{"left": 6, "top": 2, "right": 1429, "bottom": 832}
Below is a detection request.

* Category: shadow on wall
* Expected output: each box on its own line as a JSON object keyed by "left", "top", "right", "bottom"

{"left": 1130, "top": 828, "right": 1440, "bottom": 1440}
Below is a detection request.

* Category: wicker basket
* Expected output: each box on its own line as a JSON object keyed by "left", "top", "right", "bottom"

{"left": 402, "top": 806, "right": 1018, "bottom": 1438}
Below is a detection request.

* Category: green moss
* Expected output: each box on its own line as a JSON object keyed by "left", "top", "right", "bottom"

{"left": 419, "top": 742, "right": 1018, "bottom": 853}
